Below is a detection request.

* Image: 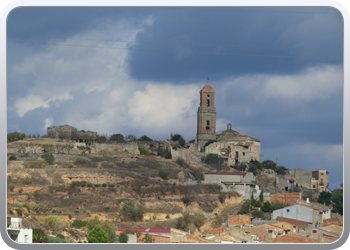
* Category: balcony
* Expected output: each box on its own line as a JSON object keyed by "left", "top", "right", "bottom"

{"left": 319, "top": 182, "right": 325, "bottom": 186}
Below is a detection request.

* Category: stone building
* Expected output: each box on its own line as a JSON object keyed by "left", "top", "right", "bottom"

{"left": 276, "top": 168, "right": 329, "bottom": 192}
{"left": 47, "top": 124, "right": 97, "bottom": 142}
{"left": 195, "top": 83, "right": 260, "bottom": 166}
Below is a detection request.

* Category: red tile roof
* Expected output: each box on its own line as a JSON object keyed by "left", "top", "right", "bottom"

{"left": 118, "top": 228, "right": 171, "bottom": 234}
{"left": 205, "top": 172, "right": 246, "bottom": 175}
{"left": 202, "top": 83, "right": 213, "bottom": 90}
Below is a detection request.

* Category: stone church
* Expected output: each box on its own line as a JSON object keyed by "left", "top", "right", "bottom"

{"left": 195, "top": 83, "right": 261, "bottom": 166}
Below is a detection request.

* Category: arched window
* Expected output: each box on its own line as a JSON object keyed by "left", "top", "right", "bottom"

{"left": 206, "top": 99, "right": 210, "bottom": 106}
{"left": 207, "top": 120, "right": 210, "bottom": 126}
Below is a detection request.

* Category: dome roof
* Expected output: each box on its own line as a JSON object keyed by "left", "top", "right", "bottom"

{"left": 202, "top": 83, "right": 213, "bottom": 90}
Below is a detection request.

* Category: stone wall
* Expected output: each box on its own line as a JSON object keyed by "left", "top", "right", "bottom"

{"left": 171, "top": 143, "right": 205, "bottom": 166}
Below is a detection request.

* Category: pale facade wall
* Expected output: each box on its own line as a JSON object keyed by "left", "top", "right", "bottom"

{"left": 272, "top": 205, "right": 313, "bottom": 223}
{"left": 205, "top": 174, "right": 243, "bottom": 183}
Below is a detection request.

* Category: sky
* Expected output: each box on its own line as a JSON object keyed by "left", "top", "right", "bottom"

{"left": 6, "top": 6, "right": 343, "bottom": 190}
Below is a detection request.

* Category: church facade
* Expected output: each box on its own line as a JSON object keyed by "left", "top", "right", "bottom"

{"left": 195, "top": 83, "right": 261, "bottom": 166}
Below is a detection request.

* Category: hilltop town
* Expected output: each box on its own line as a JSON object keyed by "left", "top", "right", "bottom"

{"left": 7, "top": 84, "right": 343, "bottom": 244}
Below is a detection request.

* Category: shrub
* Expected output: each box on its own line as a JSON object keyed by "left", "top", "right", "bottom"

{"left": 158, "top": 169, "right": 169, "bottom": 180}
{"left": 22, "top": 177, "right": 32, "bottom": 185}
{"left": 108, "top": 184, "right": 115, "bottom": 187}
{"left": 8, "top": 184, "right": 15, "bottom": 192}
{"left": 75, "top": 210, "right": 79, "bottom": 214}
{"left": 193, "top": 212, "right": 205, "bottom": 229}
{"left": 218, "top": 192, "right": 226, "bottom": 204}
{"left": 41, "top": 154, "right": 55, "bottom": 164}
{"left": 176, "top": 213, "right": 192, "bottom": 231}
{"left": 95, "top": 184, "right": 101, "bottom": 187}
{"left": 68, "top": 215, "right": 72, "bottom": 220}
{"left": 75, "top": 157, "right": 86, "bottom": 164}
{"left": 138, "top": 147, "right": 155, "bottom": 156}
{"left": 52, "top": 209, "right": 56, "bottom": 214}
{"left": 47, "top": 236, "right": 69, "bottom": 243}
{"left": 81, "top": 183, "right": 86, "bottom": 187}
{"left": 18, "top": 188, "right": 23, "bottom": 194}
{"left": 166, "top": 214, "right": 170, "bottom": 219}
{"left": 251, "top": 210, "right": 264, "bottom": 219}
{"left": 87, "top": 183, "right": 93, "bottom": 187}
{"left": 204, "top": 153, "right": 224, "bottom": 170}
{"left": 44, "top": 215, "right": 62, "bottom": 231}
{"left": 157, "top": 145, "right": 172, "bottom": 159}
{"left": 22, "top": 204, "right": 30, "bottom": 213}
{"left": 24, "top": 160, "right": 45, "bottom": 168}
{"left": 72, "top": 219, "right": 88, "bottom": 229}
{"left": 9, "top": 155, "right": 17, "bottom": 161}
{"left": 120, "top": 200, "right": 146, "bottom": 222}
{"left": 102, "top": 183, "right": 107, "bottom": 187}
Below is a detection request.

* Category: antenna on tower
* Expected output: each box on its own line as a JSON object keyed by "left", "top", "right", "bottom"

{"left": 207, "top": 77, "right": 209, "bottom": 83}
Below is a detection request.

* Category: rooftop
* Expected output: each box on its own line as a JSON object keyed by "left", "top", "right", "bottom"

{"left": 202, "top": 83, "right": 213, "bottom": 90}
{"left": 205, "top": 172, "right": 246, "bottom": 175}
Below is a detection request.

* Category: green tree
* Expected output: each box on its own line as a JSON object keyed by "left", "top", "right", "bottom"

{"left": 87, "top": 224, "right": 110, "bottom": 243}
{"left": 331, "top": 184, "right": 343, "bottom": 215}
{"left": 110, "top": 134, "right": 124, "bottom": 142}
{"left": 204, "top": 153, "right": 224, "bottom": 171}
{"left": 276, "top": 166, "right": 289, "bottom": 175}
{"left": 142, "top": 233, "right": 154, "bottom": 243}
{"left": 138, "top": 135, "right": 153, "bottom": 141}
{"left": 118, "top": 232, "right": 129, "bottom": 243}
{"left": 178, "top": 138, "right": 186, "bottom": 147}
{"left": 261, "top": 160, "right": 277, "bottom": 171}
{"left": 259, "top": 190, "right": 264, "bottom": 202}
{"left": 318, "top": 191, "right": 332, "bottom": 206}
{"left": 171, "top": 134, "right": 182, "bottom": 141}
{"left": 261, "top": 201, "right": 273, "bottom": 213}
{"left": 7, "top": 132, "right": 26, "bottom": 142}
{"left": 203, "top": 140, "right": 217, "bottom": 148}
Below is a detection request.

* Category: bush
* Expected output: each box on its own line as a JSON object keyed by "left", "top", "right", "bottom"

{"left": 47, "top": 236, "right": 69, "bottom": 243}
{"left": 7, "top": 132, "right": 26, "bottom": 142}
{"left": 204, "top": 153, "right": 224, "bottom": 170}
{"left": 102, "top": 183, "right": 107, "bottom": 187}
{"left": 44, "top": 215, "right": 62, "bottom": 231}
{"left": 138, "top": 147, "right": 156, "bottom": 156}
{"left": 219, "top": 192, "right": 226, "bottom": 204}
{"left": 87, "top": 183, "right": 93, "bottom": 187}
{"left": 120, "top": 200, "right": 145, "bottom": 222}
{"left": 22, "top": 204, "right": 30, "bottom": 213}
{"left": 18, "top": 188, "right": 23, "bottom": 194}
{"left": 158, "top": 169, "right": 170, "bottom": 180}
{"left": 24, "top": 160, "right": 45, "bottom": 168}
{"left": 157, "top": 145, "right": 172, "bottom": 159}
{"left": 251, "top": 210, "right": 264, "bottom": 219}
{"left": 176, "top": 213, "right": 193, "bottom": 231}
{"left": 193, "top": 212, "right": 205, "bottom": 229}
{"left": 9, "top": 155, "right": 17, "bottom": 161}
{"left": 75, "top": 157, "right": 86, "bottom": 164}
{"left": 72, "top": 219, "right": 88, "bottom": 229}
{"left": 8, "top": 184, "right": 15, "bottom": 192}
{"left": 41, "top": 154, "right": 55, "bottom": 164}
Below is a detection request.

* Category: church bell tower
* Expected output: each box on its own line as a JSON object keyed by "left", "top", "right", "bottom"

{"left": 196, "top": 83, "right": 217, "bottom": 150}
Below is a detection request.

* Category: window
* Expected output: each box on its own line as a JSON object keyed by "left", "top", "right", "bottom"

{"left": 286, "top": 209, "right": 290, "bottom": 212}
{"left": 313, "top": 185, "right": 316, "bottom": 188}
{"left": 321, "top": 173, "right": 324, "bottom": 176}
{"left": 206, "top": 120, "right": 210, "bottom": 126}
{"left": 207, "top": 94, "right": 210, "bottom": 97}
{"left": 206, "top": 100, "right": 210, "bottom": 106}
{"left": 243, "top": 152, "right": 246, "bottom": 156}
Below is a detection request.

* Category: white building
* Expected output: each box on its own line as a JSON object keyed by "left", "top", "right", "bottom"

{"left": 7, "top": 217, "right": 32, "bottom": 243}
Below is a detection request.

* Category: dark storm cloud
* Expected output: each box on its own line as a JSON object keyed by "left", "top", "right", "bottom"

{"left": 126, "top": 7, "right": 343, "bottom": 82}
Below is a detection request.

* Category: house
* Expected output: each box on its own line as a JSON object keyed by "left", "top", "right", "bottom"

{"left": 272, "top": 200, "right": 331, "bottom": 227}
{"left": 203, "top": 171, "right": 259, "bottom": 198}
{"left": 7, "top": 217, "right": 32, "bottom": 243}
{"left": 269, "top": 235, "right": 318, "bottom": 243}
{"left": 275, "top": 217, "right": 309, "bottom": 233}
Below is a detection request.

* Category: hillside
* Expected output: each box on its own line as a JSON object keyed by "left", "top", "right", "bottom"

{"left": 7, "top": 139, "right": 243, "bottom": 242}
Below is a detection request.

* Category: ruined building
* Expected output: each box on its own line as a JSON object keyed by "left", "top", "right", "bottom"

{"left": 195, "top": 83, "right": 260, "bottom": 166}
{"left": 47, "top": 124, "right": 97, "bottom": 142}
